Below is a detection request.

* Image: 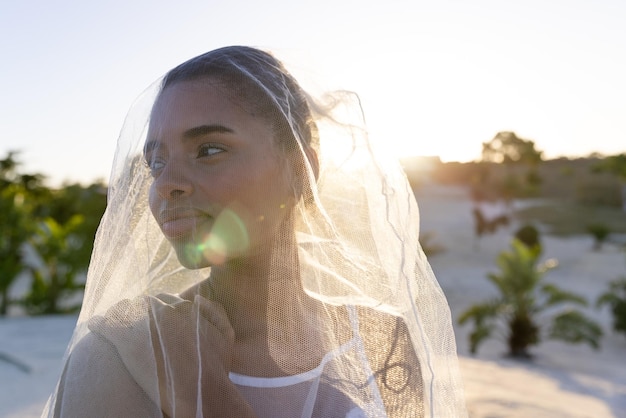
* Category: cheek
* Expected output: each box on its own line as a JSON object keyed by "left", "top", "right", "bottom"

{"left": 246, "top": 162, "right": 294, "bottom": 214}
{"left": 223, "top": 163, "right": 294, "bottom": 237}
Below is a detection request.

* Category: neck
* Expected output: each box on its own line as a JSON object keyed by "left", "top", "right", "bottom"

{"left": 203, "top": 227, "right": 315, "bottom": 340}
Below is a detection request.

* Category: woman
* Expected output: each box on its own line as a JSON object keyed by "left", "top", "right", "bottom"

{"left": 43, "top": 46, "right": 466, "bottom": 417}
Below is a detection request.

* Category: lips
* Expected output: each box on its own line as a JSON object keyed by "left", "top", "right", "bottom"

{"left": 157, "top": 209, "right": 210, "bottom": 240}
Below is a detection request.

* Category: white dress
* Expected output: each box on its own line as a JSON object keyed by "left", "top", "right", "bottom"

{"left": 229, "top": 307, "right": 387, "bottom": 418}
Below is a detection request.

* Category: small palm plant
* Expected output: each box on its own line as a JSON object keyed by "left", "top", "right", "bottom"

{"left": 458, "top": 239, "right": 602, "bottom": 358}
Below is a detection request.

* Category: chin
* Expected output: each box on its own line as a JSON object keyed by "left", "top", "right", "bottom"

{"left": 172, "top": 240, "right": 241, "bottom": 269}
{"left": 169, "top": 213, "right": 253, "bottom": 269}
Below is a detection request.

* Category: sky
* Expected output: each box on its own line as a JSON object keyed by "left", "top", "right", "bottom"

{"left": 1, "top": 0, "right": 625, "bottom": 186}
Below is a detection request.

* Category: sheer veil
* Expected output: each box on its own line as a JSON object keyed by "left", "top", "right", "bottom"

{"left": 43, "top": 46, "right": 466, "bottom": 417}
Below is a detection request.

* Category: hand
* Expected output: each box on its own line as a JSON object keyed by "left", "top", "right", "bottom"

{"left": 149, "top": 294, "right": 255, "bottom": 417}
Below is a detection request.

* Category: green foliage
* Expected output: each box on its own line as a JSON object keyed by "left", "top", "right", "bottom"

{"left": 474, "top": 132, "right": 545, "bottom": 201}
{"left": 433, "top": 156, "right": 622, "bottom": 207}
{"left": 20, "top": 183, "right": 106, "bottom": 315}
{"left": 458, "top": 300, "right": 502, "bottom": 355}
{"left": 525, "top": 169, "right": 543, "bottom": 188}
{"left": 549, "top": 310, "right": 602, "bottom": 349}
{"left": 0, "top": 151, "right": 107, "bottom": 315}
{"left": 481, "top": 131, "right": 543, "bottom": 165}
{"left": 0, "top": 152, "right": 46, "bottom": 314}
{"left": 586, "top": 153, "right": 626, "bottom": 208}
{"left": 586, "top": 223, "right": 611, "bottom": 250}
{"left": 592, "top": 153, "right": 626, "bottom": 179}
{"left": 596, "top": 277, "right": 626, "bottom": 337}
{"left": 458, "top": 239, "right": 601, "bottom": 358}
{"left": 514, "top": 202, "right": 626, "bottom": 236}
{"left": 576, "top": 180, "right": 622, "bottom": 207}
{"left": 514, "top": 224, "right": 540, "bottom": 250}
{"left": 22, "top": 216, "right": 87, "bottom": 314}
{"left": 0, "top": 189, "right": 29, "bottom": 314}
{"left": 540, "top": 283, "right": 587, "bottom": 308}
{"left": 40, "top": 183, "right": 107, "bottom": 264}
{"left": 468, "top": 165, "right": 543, "bottom": 202}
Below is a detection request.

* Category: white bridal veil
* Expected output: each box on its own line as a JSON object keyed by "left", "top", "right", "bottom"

{"left": 43, "top": 46, "right": 466, "bottom": 417}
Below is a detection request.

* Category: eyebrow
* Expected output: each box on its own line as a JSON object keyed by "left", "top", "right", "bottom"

{"left": 183, "top": 124, "right": 234, "bottom": 139}
{"left": 144, "top": 124, "right": 234, "bottom": 155}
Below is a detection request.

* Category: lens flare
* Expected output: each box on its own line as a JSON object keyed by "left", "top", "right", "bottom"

{"left": 190, "top": 208, "right": 250, "bottom": 265}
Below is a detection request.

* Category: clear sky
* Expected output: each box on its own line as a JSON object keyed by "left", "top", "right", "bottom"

{"left": 2, "top": 0, "right": 625, "bottom": 186}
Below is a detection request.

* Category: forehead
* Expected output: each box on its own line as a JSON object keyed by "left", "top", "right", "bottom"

{"left": 149, "top": 79, "right": 249, "bottom": 129}
{"left": 145, "top": 79, "right": 280, "bottom": 156}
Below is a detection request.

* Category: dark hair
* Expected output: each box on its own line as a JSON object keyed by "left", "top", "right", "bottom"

{"left": 162, "top": 46, "right": 318, "bottom": 154}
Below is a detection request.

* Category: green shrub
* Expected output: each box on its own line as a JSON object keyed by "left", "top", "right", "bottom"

{"left": 459, "top": 239, "right": 602, "bottom": 358}
{"left": 514, "top": 224, "right": 541, "bottom": 250}
{"left": 586, "top": 223, "right": 611, "bottom": 250}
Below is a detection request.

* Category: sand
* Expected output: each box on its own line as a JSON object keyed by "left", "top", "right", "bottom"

{"left": 417, "top": 184, "right": 626, "bottom": 417}
{"left": 1, "top": 184, "right": 625, "bottom": 417}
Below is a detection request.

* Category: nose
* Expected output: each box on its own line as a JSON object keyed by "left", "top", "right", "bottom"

{"left": 153, "top": 160, "right": 194, "bottom": 199}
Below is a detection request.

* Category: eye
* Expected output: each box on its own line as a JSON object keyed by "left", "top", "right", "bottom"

{"left": 197, "top": 143, "right": 225, "bottom": 158}
{"left": 144, "top": 155, "right": 166, "bottom": 176}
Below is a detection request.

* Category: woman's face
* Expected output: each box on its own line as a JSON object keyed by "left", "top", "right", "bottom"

{"left": 145, "top": 79, "right": 296, "bottom": 268}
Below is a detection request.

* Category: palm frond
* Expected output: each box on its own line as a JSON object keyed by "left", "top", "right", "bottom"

{"left": 540, "top": 283, "right": 588, "bottom": 309}
{"left": 549, "top": 310, "right": 603, "bottom": 349}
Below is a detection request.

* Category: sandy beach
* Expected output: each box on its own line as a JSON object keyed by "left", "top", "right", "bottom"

{"left": 417, "top": 184, "right": 626, "bottom": 417}
{"left": 1, "top": 184, "right": 625, "bottom": 417}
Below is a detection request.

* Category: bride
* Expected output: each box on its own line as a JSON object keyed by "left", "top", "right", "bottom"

{"left": 44, "top": 45, "right": 466, "bottom": 418}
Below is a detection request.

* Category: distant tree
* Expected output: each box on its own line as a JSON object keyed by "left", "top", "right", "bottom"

{"left": 22, "top": 216, "right": 86, "bottom": 314}
{"left": 43, "top": 182, "right": 107, "bottom": 263}
{"left": 481, "top": 131, "right": 543, "bottom": 165}
{"left": 0, "top": 152, "right": 46, "bottom": 314}
{"left": 458, "top": 239, "right": 602, "bottom": 358}
{"left": 0, "top": 180, "right": 29, "bottom": 314}
{"left": 592, "top": 153, "right": 626, "bottom": 211}
{"left": 593, "top": 153, "right": 626, "bottom": 177}
{"left": 20, "top": 182, "right": 106, "bottom": 314}
{"left": 480, "top": 132, "right": 544, "bottom": 200}
{"left": 0, "top": 151, "right": 107, "bottom": 315}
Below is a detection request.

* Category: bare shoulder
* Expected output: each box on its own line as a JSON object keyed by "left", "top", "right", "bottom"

{"left": 52, "top": 330, "right": 160, "bottom": 417}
